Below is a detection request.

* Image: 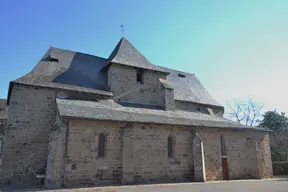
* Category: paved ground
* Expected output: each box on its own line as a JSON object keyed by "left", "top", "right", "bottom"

{"left": 1, "top": 177, "right": 288, "bottom": 192}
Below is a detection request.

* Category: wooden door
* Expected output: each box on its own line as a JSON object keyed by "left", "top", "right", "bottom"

{"left": 222, "top": 158, "right": 229, "bottom": 180}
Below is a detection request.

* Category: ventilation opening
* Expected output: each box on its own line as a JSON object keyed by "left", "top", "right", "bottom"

{"left": 42, "top": 55, "right": 59, "bottom": 62}
{"left": 178, "top": 73, "right": 186, "bottom": 78}
{"left": 137, "top": 68, "right": 144, "bottom": 84}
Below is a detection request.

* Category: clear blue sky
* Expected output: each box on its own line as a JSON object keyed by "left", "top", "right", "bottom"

{"left": 1, "top": 0, "right": 288, "bottom": 113}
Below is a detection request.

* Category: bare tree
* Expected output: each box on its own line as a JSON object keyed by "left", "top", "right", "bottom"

{"left": 226, "top": 98, "right": 264, "bottom": 126}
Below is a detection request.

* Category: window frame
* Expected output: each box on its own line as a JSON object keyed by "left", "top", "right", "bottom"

{"left": 168, "top": 136, "right": 173, "bottom": 158}
{"left": 98, "top": 133, "right": 106, "bottom": 157}
{"left": 136, "top": 68, "right": 144, "bottom": 84}
{"left": 220, "top": 135, "right": 227, "bottom": 156}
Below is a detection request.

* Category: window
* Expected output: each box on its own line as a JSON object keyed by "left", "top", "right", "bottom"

{"left": 98, "top": 133, "right": 106, "bottom": 157}
{"left": 137, "top": 68, "right": 144, "bottom": 84}
{"left": 196, "top": 108, "right": 201, "bottom": 112}
{"left": 220, "top": 135, "right": 227, "bottom": 156}
{"left": 178, "top": 73, "right": 186, "bottom": 78}
{"left": 168, "top": 136, "right": 173, "bottom": 158}
{"left": 42, "top": 55, "right": 59, "bottom": 62}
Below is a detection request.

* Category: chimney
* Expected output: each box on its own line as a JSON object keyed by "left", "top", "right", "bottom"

{"left": 159, "top": 79, "right": 175, "bottom": 110}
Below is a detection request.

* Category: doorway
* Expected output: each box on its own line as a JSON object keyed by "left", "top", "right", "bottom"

{"left": 222, "top": 158, "right": 229, "bottom": 180}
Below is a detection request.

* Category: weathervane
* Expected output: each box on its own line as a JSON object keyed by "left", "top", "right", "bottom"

{"left": 121, "top": 25, "right": 124, "bottom": 37}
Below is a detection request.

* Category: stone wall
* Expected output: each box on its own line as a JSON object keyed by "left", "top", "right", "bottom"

{"left": 1, "top": 83, "right": 273, "bottom": 186}
{"left": 108, "top": 64, "right": 167, "bottom": 106}
{"left": 46, "top": 119, "right": 273, "bottom": 187}
{"left": 256, "top": 133, "right": 274, "bottom": 178}
{"left": 162, "top": 87, "right": 175, "bottom": 111}
{"left": 0, "top": 84, "right": 111, "bottom": 186}
{"left": 1, "top": 84, "right": 56, "bottom": 185}
{"left": 195, "top": 128, "right": 273, "bottom": 181}
{"left": 63, "top": 120, "right": 124, "bottom": 186}
{"left": 0, "top": 119, "right": 6, "bottom": 136}
{"left": 53, "top": 120, "right": 194, "bottom": 187}
{"left": 45, "top": 118, "right": 67, "bottom": 187}
{"left": 123, "top": 123, "right": 194, "bottom": 184}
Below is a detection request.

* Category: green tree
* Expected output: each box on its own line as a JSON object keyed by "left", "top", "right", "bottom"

{"left": 258, "top": 110, "right": 288, "bottom": 131}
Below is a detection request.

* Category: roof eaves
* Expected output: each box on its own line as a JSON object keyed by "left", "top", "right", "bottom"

{"left": 11, "top": 81, "right": 113, "bottom": 97}
{"left": 59, "top": 113, "right": 269, "bottom": 132}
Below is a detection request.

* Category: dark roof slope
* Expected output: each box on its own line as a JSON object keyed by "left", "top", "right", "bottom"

{"left": 8, "top": 38, "right": 221, "bottom": 107}
{"left": 104, "top": 38, "right": 169, "bottom": 73}
{"left": 164, "top": 68, "right": 222, "bottom": 107}
{"left": 11, "top": 47, "right": 112, "bottom": 97}
{"left": 0, "top": 99, "right": 7, "bottom": 120}
{"left": 56, "top": 98, "right": 265, "bottom": 131}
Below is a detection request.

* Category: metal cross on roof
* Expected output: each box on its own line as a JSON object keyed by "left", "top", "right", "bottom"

{"left": 120, "top": 25, "right": 124, "bottom": 37}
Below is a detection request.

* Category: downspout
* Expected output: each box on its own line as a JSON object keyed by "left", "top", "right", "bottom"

{"left": 62, "top": 119, "right": 70, "bottom": 188}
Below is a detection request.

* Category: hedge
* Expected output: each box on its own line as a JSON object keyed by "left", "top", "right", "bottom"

{"left": 273, "top": 161, "right": 288, "bottom": 175}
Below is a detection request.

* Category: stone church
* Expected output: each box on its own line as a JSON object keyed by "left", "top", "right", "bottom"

{"left": 1, "top": 38, "right": 272, "bottom": 187}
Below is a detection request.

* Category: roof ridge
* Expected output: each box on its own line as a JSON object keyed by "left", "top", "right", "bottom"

{"left": 50, "top": 43, "right": 194, "bottom": 76}
{"left": 50, "top": 46, "right": 108, "bottom": 60}
{"left": 105, "top": 38, "right": 169, "bottom": 73}
{"left": 156, "top": 65, "right": 195, "bottom": 76}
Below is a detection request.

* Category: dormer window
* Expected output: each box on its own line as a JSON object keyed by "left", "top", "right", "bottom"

{"left": 137, "top": 68, "right": 144, "bottom": 84}
{"left": 178, "top": 73, "right": 185, "bottom": 78}
{"left": 42, "top": 55, "right": 59, "bottom": 62}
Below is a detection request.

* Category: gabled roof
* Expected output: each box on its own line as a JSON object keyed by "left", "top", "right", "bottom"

{"left": 7, "top": 38, "right": 222, "bottom": 108}
{"left": 8, "top": 47, "right": 113, "bottom": 103}
{"left": 56, "top": 98, "right": 265, "bottom": 131}
{"left": 103, "top": 37, "right": 169, "bottom": 73}
{"left": 164, "top": 68, "right": 222, "bottom": 107}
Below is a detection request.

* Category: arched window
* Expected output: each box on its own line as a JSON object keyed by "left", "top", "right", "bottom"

{"left": 168, "top": 136, "right": 173, "bottom": 158}
{"left": 220, "top": 135, "right": 227, "bottom": 156}
{"left": 98, "top": 133, "right": 106, "bottom": 157}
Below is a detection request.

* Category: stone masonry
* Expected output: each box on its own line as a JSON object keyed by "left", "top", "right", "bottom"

{"left": 44, "top": 119, "right": 272, "bottom": 187}
{"left": 108, "top": 64, "right": 167, "bottom": 107}
{"left": 1, "top": 84, "right": 112, "bottom": 186}
{"left": 196, "top": 128, "right": 272, "bottom": 181}
{"left": 1, "top": 85, "right": 273, "bottom": 187}
{"left": 46, "top": 120, "right": 195, "bottom": 187}
{"left": 1, "top": 84, "right": 56, "bottom": 185}
{"left": 1, "top": 37, "right": 273, "bottom": 187}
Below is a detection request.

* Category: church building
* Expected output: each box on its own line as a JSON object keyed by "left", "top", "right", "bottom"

{"left": 1, "top": 38, "right": 273, "bottom": 187}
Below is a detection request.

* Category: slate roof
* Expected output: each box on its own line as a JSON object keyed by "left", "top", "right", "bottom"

{"left": 9, "top": 47, "right": 113, "bottom": 100}
{"left": 8, "top": 38, "right": 222, "bottom": 107}
{"left": 56, "top": 98, "right": 265, "bottom": 131}
{"left": 0, "top": 99, "right": 7, "bottom": 120}
{"left": 163, "top": 68, "right": 222, "bottom": 106}
{"left": 103, "top": 38, "right": 169, "bottom": 73}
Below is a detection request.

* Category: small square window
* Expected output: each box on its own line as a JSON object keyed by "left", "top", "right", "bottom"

{"left": 196, "top": 108, "right": 201, "bottom": 112}
{"left": 71, "top": 164, "right": 76, "bottom": 170}
{"left": 137, "top": 69, "right": 144, "bottom": 84}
